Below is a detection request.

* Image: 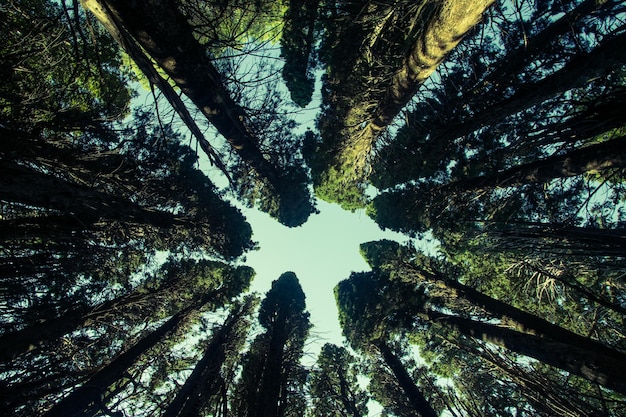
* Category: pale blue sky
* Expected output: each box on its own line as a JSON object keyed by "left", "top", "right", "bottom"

{"left": 238, "top": 199, "right": 417, "bottom": 356}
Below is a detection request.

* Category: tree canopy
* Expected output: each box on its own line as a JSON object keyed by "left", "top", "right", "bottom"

{"left": 2, "top": 0, "right": 625, "bottom": 416}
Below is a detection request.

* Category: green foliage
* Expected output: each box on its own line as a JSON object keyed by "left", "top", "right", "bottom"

{"left": 309, "top": 343, "right": 369, "bottom": 417}
{"left": 233, "top": 272, "right": 310, "bottom": 417}
{"left": 367, "top": 187, "right": 430, "bottom": 236}
{"left": 0, "top": 0, "right": 132, "bottom": 125}
{"left": 314, "top": 166, "right": 369, "bottom": 211}
{"left": 280, "top": 0, "right": 319, "bottom": 107}
{"left": 335, "top": 270, "right": 427, "bottom": 350}
{"left": 258, "top": 272, "right": 308, "bottom": 330}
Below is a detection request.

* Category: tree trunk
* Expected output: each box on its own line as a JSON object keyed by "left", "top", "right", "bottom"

{"left": 338, "top": 370, "right": 363, "bottom": 417}
{"left": 255, "top": 314, "right": 288, "bottom": 417}
{"left": 432, "top": 32, "right": 626, "bottom": 150}
{"left": 0, "top": 284, "right": 173, "bottom": 362}
{"left": 440, "top": 135, "right": 626, "bottom": 193}
{"left": 492, "top": 223, "right": 626, "bottom": 255}
{"left": 366, "top": 0, "right": 494, "bottom": 134}
{"left": 0, "top": 160, "right": 186, "bottom": 228}
{"left": 334, "top": 0, "right": 494, "bottom": 179}
{"left": 162, "top": 300, "right": 251, "bottom": 417}
{"left": 82, "top": 0, "right": 280, "bottom": 188}
{"left": 477, "top": 347, "right": 605, "bottom": 417}
{"left": 375, "top": 341, "right": 438, "bottom": 417}
{"left": 413, "top": 266, "right": 626, "bottom": 362}
{"left": 426, "top": 309, "right": 626, "bottom": 395}
{"left": 42, "top": 289, "right": 222, "bottom": 417}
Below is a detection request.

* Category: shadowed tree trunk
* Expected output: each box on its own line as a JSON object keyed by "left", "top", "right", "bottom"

{"left": 410, "top": 265, "right": 626, "bottom": 361}
{"left": 425, "top": 309, "right": 626, "bottom": 395}
{"left": 431, "top": 32, "right": 626, "bottom": 151}
{"left": 42, "top": 288, "right": 224, "bottom": 417}
{"left": 440, "top": 135, "right": 626, "bottom": 194}
{"left": 255, "top": 314, "right": 288, "bottom": 417}
{"left": 337, "top": 370, "right": 363, "bottom": 417}
{"left": 375, "top": 341, "right": 438, "bottom": 417}
{"left": 0, "top": 274, "right": 187, "bottom": 362}
{"left": 487, "top": 222, "right": 626, "bottom": 259}
{"left": 0, "top": 160, "right": 189, "bottom": 229}
{"left": 162, "top": 299, "right": 253, "bottom": 417}
{"left": 474, "top": 344, "right": 606, "bottom": 417}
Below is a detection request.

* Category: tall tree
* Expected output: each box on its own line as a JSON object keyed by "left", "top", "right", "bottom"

{"left": 436, "top": 135, "right": 626, "bottom": 194}
{"left": 233, "top": 272, "right": 310, "bottom": 417}
{"left": 371, "top": 0, "right": 626, "bottom": 192}
{"left": 40, "top": 260, "right": 253, "bottom": 417}
{"left": 358, "top": 239, "right": 626, "bottom": 395}
{"left": 161, "top": 296, "right": 257, "bottom": 417}
{"left": 0, "top": 259, "right": 253, "bottom": 363}
{"left": 280, "top": 0, "right": 319, "bottom": 107}
{"left": 308, "top": 0, "right": 493, "bottom": 208}
{"left": 424, "top": 308, "right": 626, "bottom": 395}
{"left": 337, "top": 239, "right": 626, "bottom": 413}
{"left": 82, "top": 0, "right": 316, "bottom": 226}
{"left": 308, "top": 343, "right": 368, "bottom": 417}
{"left": 335, "top": 271, "right": 437, "bottom": 416}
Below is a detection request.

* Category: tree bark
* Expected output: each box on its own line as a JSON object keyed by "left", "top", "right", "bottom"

{"left": 431, "top": 32, "right": 626, "bottom": 150}
{"left": 366, "top": 0, "right": 494, "bottom": 135}
{"left": 255, "top": 314, "right": 288, "bottom": 417}
{"left": 375, "top": 341, "right": 438, "bottom": 417}
{"left": 440, "top": 135, "right": 626, "bottom": 193}
{"left": 82, "top": 0, "right": 280, "bottom": 188}
{"left": 333, "top": 0, "right": 494, "bottom": 180}
{"left": 426, "top": 309, "right": 626, "bottom": 395}
{"left": 491, "top": 222, "right": 626, "bottom": 258}
{"left": 412, "top": 266, "right": 626, "bottom": 362}
{"left": 338, "top": 370, "right": 363, "bottom": 417}
{"left": 0, "top": 160, "right": 186, "bottom": 227}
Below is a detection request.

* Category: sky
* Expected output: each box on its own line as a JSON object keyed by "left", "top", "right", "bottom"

{"left": 239, "top": 199, "right": 412, "bottom": 356}
{"left": 238, "top": 199, "right": 410, "bottom": 416}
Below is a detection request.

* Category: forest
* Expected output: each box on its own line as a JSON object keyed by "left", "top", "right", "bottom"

{"left": 1, "top": 0, "right": 625, "bottom": 416}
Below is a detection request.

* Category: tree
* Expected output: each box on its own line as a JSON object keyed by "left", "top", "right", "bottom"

{"left": 161, "top": 296, "right": 257, "bottom": 417}
{"left": 0, "top": 259, "right": 253, "bottom": 363}
{"left": 308, "top": 0, "right": 493, "bottom": 208}
{"left": 335, "top": 271, "right": 437, "bottom": 416}
{"left": 82, "top": 0, "right": 316, "bottom": 226}
{"left": 337, "top": 239, "right": 626, "bottom": 413}
{"left": 370, "top": 0, "right": 626, "bottom": 191}
{"left": 280, "top": 0, "right": 319, "bottom": 107}
{"left": 233, "top": 272, "right": 310, "bottom": 417}
{"left": 374, "top": 341, "right": 438, "bottom": 417}
{"left": 434, "top": 135, "right": 626, "bottom": 194}
{"left": 308, "top": 343, "right": 368, "bottom": 417}
{"left": 424, "top": 308, "right": 626, "bottom": 395}
{"left": 40, "top": 259, "right": 253, "bottom": 417}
